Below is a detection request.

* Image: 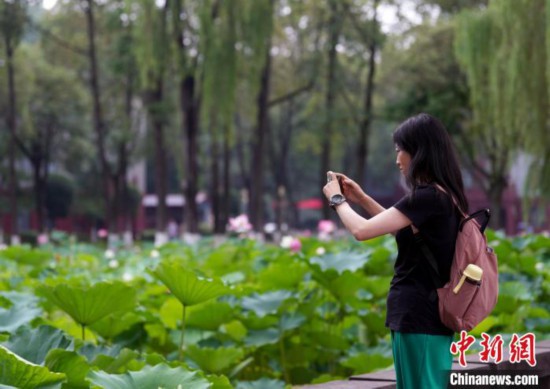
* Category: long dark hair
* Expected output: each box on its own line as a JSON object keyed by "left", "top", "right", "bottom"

{"left": 393, "top": 113, "right": 468, "bottom": 213}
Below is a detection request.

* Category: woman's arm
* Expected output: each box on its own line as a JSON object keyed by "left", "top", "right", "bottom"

{"left": 324, "top": 171, "right": 412, "bottom": 240}
{"left": 356, "top": 193, "right": 386, "bottom": 217}
{"left": 334, "top": 173, "right": 385, "bottom": 217}
{"left": 334, "top": 203, "right": 412, "bottom": 241}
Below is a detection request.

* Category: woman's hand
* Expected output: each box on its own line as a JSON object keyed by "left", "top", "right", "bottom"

{"left": 323, "top": 171, "right": 342, "bottom": 200}
{"left": 334, "top": 172, "right": 367, "bottom": 204}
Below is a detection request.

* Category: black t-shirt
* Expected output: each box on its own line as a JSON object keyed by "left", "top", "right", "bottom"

{"left": 386, "top": 184, "right": 460, "bottom": 335}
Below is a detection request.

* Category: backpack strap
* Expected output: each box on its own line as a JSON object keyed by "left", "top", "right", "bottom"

{"left": 412, "top": 209, "right": 491, "bottom": 293}
{"left": 460, "top": 209, "right": 491, "bottom": 233}
{"left": 414, "top": 233, "right": 444, "bottom": 289}
{"left": 433, "top": 183, "right": 468, "bottom": 219}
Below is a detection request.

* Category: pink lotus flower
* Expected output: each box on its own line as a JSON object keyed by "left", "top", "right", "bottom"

{"left": 318, "top": 220, "right": 336, "bottom": 234}
{"left": 281, "top": 235, "right": 301, "bottom": 252}
{"left": 98, "top": 229, "right": 108, "bottom": 238}
{"left": 228, "top": 214, "right": 253, "bottom": 233}
{"left": 37, "top": 234, "right": 49, "bottom": 245}
{"left": 289, "top": 238, "right": 302, "bottom": 252}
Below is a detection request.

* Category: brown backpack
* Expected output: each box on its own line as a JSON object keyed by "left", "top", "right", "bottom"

{"left": 415, "top": 187, "right": 499, "bottom": 332}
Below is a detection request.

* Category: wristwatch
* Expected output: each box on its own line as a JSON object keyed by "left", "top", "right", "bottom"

{"left": 329, "top": 194, "right": 346, "bottom": 209}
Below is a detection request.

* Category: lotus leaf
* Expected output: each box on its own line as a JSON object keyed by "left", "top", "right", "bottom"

{"left": 78, "top": 343, "right": 123, "bottom": 363}
{"left": 0, "top": 345, "right": 65, "bottom": 388}
{"left": 279, "top": 313, "right": 306, "bottom": 332}
{"left": 38, "top": 281, "right": 136, "bottom": 328}
{"left": 220, "top": 320, "right": 247, "bottom": 342}
{"left": 310, "top": 331, "right": 349, "bottom": 351}
{"left": 187, "top": 345, "right": 244, "bottom": 373}
{"left": 207, "top": 375, "right": 233, "bottom": 389}
{"left": 186, "top": 301, "right": 234, "bottom": 331}
{"left": 236, "top": 378, "right": 285, "bottom": 389}
{"left": 159, "top": 297, "right": 183, "bottom": 329}
{"left": 92, "top": 348, "right": 139, "bottom": 373}
{"left": 258, "top": 261, "right": 307, "bottom": 290}
{"left": 340, "top": 352, "right": 393, "bottom": 374}
{"left": 90, "top": 312, "right": 143, "bottom": 339}
{"left": 148, "top": 261, "right": 227, "bottom": 307}
{"left": 87, "top": 363, "right": 211, "bottom": 389}
{"left": 45, "top": 350, "right": 90, "bottom": 388}
{"left": 469, "top": 316, "right": 500, "bottom": 336}
{"left": 308, "top": 251, "right": 369, "bottom": 274}
{"left": 2, "top": 325, "right": 72, "bottom": 364}
{"left": 244, "top": 328, "right": 280, "bottom": 347}
{"left": 0, "top": 292, "right": 42, "bottom": 333}
{"left": 0, "top": 246, "right": 51, "bottom": 266}
{"left": 241, "top": 290, "right": 293, "bottom": 318}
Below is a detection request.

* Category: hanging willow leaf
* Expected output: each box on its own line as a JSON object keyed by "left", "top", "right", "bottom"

{"left": 0, "top": 345, "right": 65, "bottom": 389}
{"left": 37, "top": 280, "right": 136, "bottom": 328}
{"left": 148, "top": 260, "right": 227, "bottom": 307}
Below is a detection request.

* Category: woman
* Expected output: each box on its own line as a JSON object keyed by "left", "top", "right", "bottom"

{"left": 323, "top": 113, "right": 467, "bottom": 388}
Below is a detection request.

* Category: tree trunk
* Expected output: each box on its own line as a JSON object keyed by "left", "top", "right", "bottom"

{"left": 269, "top": 99, "right": 295, "bottom": 231}
{"left": 116, "top": 141, "right": 129, "bottom": 234}
{"left": 221, "top": 125, "right": 231, "bottom": 232}
{"left": 5, "top": 37, "right": 18, "bottom": 237}
{"left": 84, "top": 0, "right": 112, "bottom": 230}
{"left": 356, "top": 2, "right": 378, "bottom": 187}
{"left": 210, "top": 124, "right": 222, "bottom": 233}
{"left": 180, "top": 75, "right": 200, "bottom": 233}
{"left": 486, "top": 174, "right": 507, "bottom": 231}
{"left": 31, "top": 159, "right": 45, "bottom": 232}
{"left": 150, "top": 83, "right": 168, "bottom": 233}
{"left": 321, "top": 0, "right": 340, "bottom": 219}
{"left": 249, "top": 48, "right": 272, "bottom": 232}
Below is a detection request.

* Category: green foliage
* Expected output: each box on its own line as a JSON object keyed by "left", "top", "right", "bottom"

{"left": 45, "top": 349, "right": 90, "bottom": 388}
{"left": 0, "top": 245, "right": 52, "bottom": 266}
{"left": 455, "top": 0, "right": 550, "bottom": 198}
{"left": 148, "top": 260, "right": 228, "bottom": 307}
{"left": 240, "top": 290, "right": 293, "bottom": 318}
{"left": 2, "top": 325, "right": 72, "bottom": 364}
{"left": 0, "top": 292, "right": 42, "bottom": 333}
{"left": 38, "top": 280, "right": 136, "bottom": 334}
{"left": 0, "top": 232, "right": 548, "bottom": 386}
{"left": 236, "top": 378, "right": 285, "bottom": 389}
{"left": 187, "top": 345, "right": 244, "bottom": 374}
{"left": 0, "top": 345, "right": 65, "bottom": 389}
{"left": 87, "top": 363, "right": 212, "bottom": 389}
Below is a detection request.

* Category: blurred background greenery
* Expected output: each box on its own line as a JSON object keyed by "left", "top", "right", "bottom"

{"left": 1, "top": 0, "right": 549, "bottom": 242}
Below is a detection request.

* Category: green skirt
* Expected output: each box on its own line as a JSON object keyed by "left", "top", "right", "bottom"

{"left": 391, "top": 330, "right": 454, "bottom": 389}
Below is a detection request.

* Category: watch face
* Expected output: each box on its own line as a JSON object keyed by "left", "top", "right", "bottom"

{"left": 331, "top": 194, "right": 344, "bottom": 202}
{"left": 330, "top": 194, "right": 345, "bottom": 206}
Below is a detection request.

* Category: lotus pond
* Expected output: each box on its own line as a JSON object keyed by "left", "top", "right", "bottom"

{"left": 0, "top": 230, "right": 549, "bottom": 388}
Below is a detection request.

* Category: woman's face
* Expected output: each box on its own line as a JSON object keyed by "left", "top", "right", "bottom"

{"left": 395, "top": 145, "right": 412, "bottom": 176}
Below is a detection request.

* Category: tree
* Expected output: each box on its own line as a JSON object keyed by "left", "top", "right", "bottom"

{"left": 12, "top": 45, "right": 88, "bottom": 232}
{"left": 0, "top": 0, "right": 29, "bottom": 239}
{"left": 248, "top": 0, "right": 275, "bottom": 232}
{"left": 133, "top": 0, "right": 171, "bottom": 235}
{"left": 82, "top": 0, "right": 113, "bottom": 229}
{"left": 454, "top": 0, "right": 549, "bottom": 228}
{"left": 343, "top": 0, "right": 382, "bottom": 188}
{"left": 45, "top": 175, "right": 74, "bottom": 224}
